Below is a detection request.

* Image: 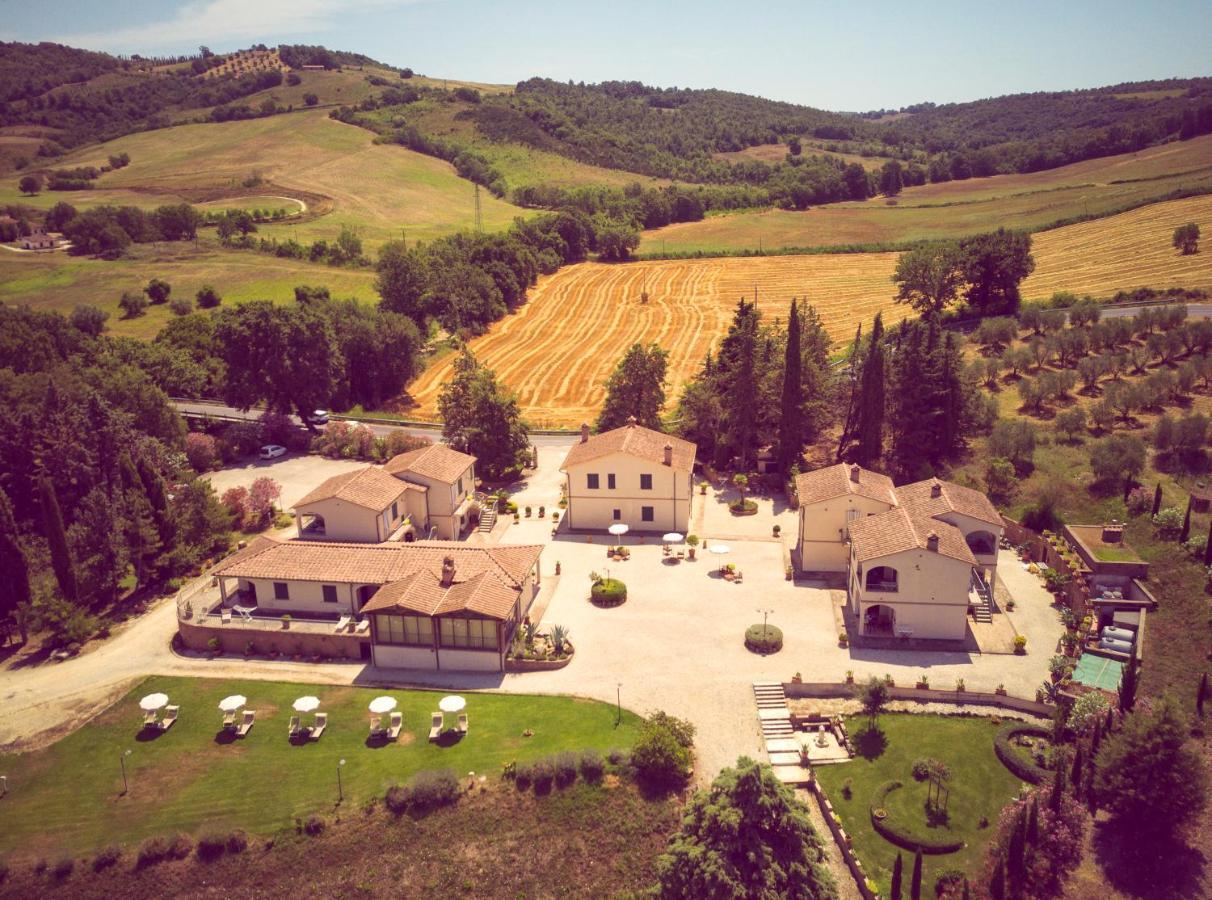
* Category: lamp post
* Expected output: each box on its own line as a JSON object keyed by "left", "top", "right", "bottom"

{"left": 615, "top": 682, "right": 622, "bottom": 727}
{"left": 120, "top": 749, "right": 132, "bottom": 795}
{"left": 757, "top": 607, "right": 774, "bottom": 641}
{"left": 337, "top": 758, "right": 346, "bottom": 803}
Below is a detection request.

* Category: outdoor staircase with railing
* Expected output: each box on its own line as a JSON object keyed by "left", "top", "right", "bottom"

{"left": 478, "top": 505, "right": 497, "bottom": 533}
{"left": 970, "top": 572, "right": 994, "bottom": 623}
{"left": 753, "top": 681, "right": 793, "bottom": 739}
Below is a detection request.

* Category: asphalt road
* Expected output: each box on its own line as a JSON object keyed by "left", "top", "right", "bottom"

{"left": 171, "top": 400, "right": 578, "bottom": 449}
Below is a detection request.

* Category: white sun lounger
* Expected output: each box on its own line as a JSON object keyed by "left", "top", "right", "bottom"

{"left": 354, "top": 619, "right": 370, "bottom": 634}
{"left": 160, "top": 706, "right": 179, "bottom": 731}
{"left": 237, "top": 710, "right": 255, "bottom": 737}
{"left": 428, "top": 712, "right": 443, "bottom": 742}
{"left": 288, "top": 715, "right": 301, "bottom": 738}
{"left": 387, "top": 711, "right": 402, "bottom": 740}
{"left": 457, "top": 712, "right": 469, "bottom": 734}
{"left": 335, "top": 615, "right": 351, "bottom": 632}
{"left": 369, "top": 715, "right": 383, "bottom": 736}
{"left": 311, "top": 712, "right": 327, "bottom": 739}
{"left": 143, "top": 710, "right": 158, "bottom": 727}
{"left": 222, "top": 710, "right": 237, "bottom": 729}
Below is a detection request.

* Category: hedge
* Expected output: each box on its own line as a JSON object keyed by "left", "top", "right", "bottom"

{"left": 745, "top": 623, "right": 783, "bottom": 653}
{"left": 993, "top": 722, "right": 1052, "bottom": 784}
{"left": 868, "top": 780, "right": 966, "bottom": 854}
{"left": 590, "top": 578, "right": 627, "bottom": 607}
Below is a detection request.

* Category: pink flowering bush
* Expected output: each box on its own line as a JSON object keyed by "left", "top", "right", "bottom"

{"left": 185, "top": 432, "right": 218, "bottom": 472}
{"left": 247, "top": 477, "right": 282, "bottom": 530}
{"left": 221, "top": 487, "right": 249, "bottom": 530}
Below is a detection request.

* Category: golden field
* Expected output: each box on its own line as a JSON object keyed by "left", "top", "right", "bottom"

{"left": 406, "top": 194, "right": 1212, "bottom": 427}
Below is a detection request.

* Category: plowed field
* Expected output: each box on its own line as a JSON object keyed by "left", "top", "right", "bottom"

{"left": 406, "top": 194, "right": 1212, "bottom": 428}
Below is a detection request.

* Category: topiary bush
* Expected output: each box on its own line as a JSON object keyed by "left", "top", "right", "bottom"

{"left": 553, "top": 750, "right": 579, "bottom": 787}
{"left": 590, "top": 577, "right": 627, "bottom": 606}
{"left": 531, "top": 758, "right": 555, "bottom": 793}
{"left": 993, "top": 722, "right": 1052, "bottom": 784}
{"left": 405, "top": 768, "right": 460, "bottom": 811}
{"left": 744, "top": 623, "right": 783, "bottom": 654}
{"left": 579, "top": 749, "right": 605, "bottom": 782}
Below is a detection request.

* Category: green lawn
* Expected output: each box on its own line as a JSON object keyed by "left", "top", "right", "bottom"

{"left": 814, "top": 714, "right": 1025, "bottom": 897}
{"left": 0, "top": 676, "right": 640, "bottom": 860}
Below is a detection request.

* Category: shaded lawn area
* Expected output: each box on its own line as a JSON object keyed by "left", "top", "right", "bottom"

{"left": 814, "top": 714, "right": 1025, "bottom": 897}
{"left": 0, "top": 676, "right": 640, "bottom": 860}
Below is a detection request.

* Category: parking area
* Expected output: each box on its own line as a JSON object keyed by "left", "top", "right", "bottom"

{"left": 205, "top": 454, "right": 367, "bottom": 510}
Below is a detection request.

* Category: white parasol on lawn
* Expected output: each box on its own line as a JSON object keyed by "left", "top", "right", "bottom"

{"left": 368, "top": 696, "right": 397, "bottom": 715}
{"left": 218, "top": 695, "right": 247, "bottom": 713}
{"left": 293, "top": 696, "right": 321, "bottom": 713}
{"left": 439, "top": 695, "right": 466, "bottom": 714}
{"left": 662, "top": 532, "right": 684, "bottom": 543}
{"left": 140, "top": 693, "right": 169, "bottom": 711}
{"left": 608, "top": 523, "right": 629, "bottom": 538}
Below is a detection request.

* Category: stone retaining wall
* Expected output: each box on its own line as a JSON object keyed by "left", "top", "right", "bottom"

{"left": 785, "top": 682, "right": 1051, "bottom": 718}
{"left": 807, "top": 777, "right": 878, "bottom": 900}
{"left": 178, "top": 619, "right": 367, "bottom": 660}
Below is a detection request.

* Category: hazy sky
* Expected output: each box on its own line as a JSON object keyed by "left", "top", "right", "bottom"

{"left": 5, "top": 0, "right": 1210, "bottom": 110}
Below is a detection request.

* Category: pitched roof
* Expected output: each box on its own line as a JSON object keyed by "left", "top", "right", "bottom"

{"left": 293, "top": 466, "right": 413, "bottom": 512}
{"left": 795, "top": 463, "right": 897, "bottom": 508}
{"left": 848, "top": 507, "right": 976, "bottom": 566}
{"left": 212, "top": 538, "right": 543, "bottom": 621}
{"left": 384, "top": 444, "right": 476, "bottom": 484}
{"left": 897, "top": 478, "right": 1002, "bottom": 527}
{"left": 560, "top": 420, "right": 696, "bottom": 472}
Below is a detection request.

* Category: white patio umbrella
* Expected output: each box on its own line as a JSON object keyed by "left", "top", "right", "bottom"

{"left": 293, "top": 696, "right": 321, "bottom": 713}
{"left": 368, "top": 696, "right": 397, "bottom": 715}
{"left": 439, "top": 695, "right": 466, "bottom": 714}
{"left": 708, "top": 543, "right": 732, "bottom": 556}
{"left": 662, "top": 532, "right": 684, "bottom": 543}
{"left": 218, "top": 695, "right": 247, "bottom": 713}
{"left": 139, "top": 692, "right": 169, "bottom": 711}
{"left": 608, "top": 523, "right": 629, "bottom": 538}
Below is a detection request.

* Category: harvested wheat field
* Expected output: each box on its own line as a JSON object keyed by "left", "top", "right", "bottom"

{"left": 406, "top": 195, "right": 1212, "bottom": 428}
{"left": 1023, "top": 193, "right": 1212, "bottom": 299}
{"left": 405, "top": 253, "right": 908, "bottom": 427}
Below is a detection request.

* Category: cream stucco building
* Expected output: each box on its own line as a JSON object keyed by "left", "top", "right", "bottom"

{"left": 560, "top": 419, "right": 696, "bottom": 533}
{"left": 384, "top": 444, "right": 479, "bottom": 540}
{"left": 795, "top": 463, "right": 1003, "bottom": 641}
{"left": 211, "top": 537, "right": 542, "bottom": 672}
{"left": 293, "top": 466, "right": 425, "bottom": 542}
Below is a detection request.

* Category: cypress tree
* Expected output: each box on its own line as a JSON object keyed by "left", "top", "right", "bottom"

{"left": 137, "top": 456, "right": 176, "bottom": 548}
{"left": 1025, "top": 797, "right": 1040, "bottom": 847}
{"left": 39, "top": 476, "right": 77, "bottom": 604}
{"left": 0, "top": 486, "right": 32, "bottom": 641}
{"left": 1196, "top": 671, "right": 1208, "bottom": 717}
{"left": 910, "top": 848, "right": 923, "bottom": 900}
{"left": 855, "top": 314, "right": 885, "bottom": 467}
{"left": 1204, "top": 520, "right": 1212, "bottom": 567}
{"left": 1180, "top": 496, "right": 1192, "bottom": 543}
{"left": 1070, "top": 743, "right": 1085, "bottom": 800}
{"left": 989, "top": 857, "right": 1006, "bottom": 900}
{"left": 1118, "top": 660, "right": 1138, "bottom": 712}
{"left": 1049, "top": 766, "right": 1066, "bottom": 813}
{"left": 777, "top": 299, "right": 803, "bottom": 472}
{"left": 961, "top": 878, "right": 971, "bottom": 900}
{"left": 837, "top": 321, "right": 862, "bottom": 459}
{"left": 1151, "top": 483, "right": 1163, "bottom": 516}
{"left": 1006, "top": 806, "right": 1027, "bottom": 891}
{"left": 890, "top": 851, "right": 903, "bottom": 900}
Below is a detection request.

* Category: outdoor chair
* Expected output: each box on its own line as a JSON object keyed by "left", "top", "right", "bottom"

{"left": 160, "top": 706, "right": 179, "bottom": 731}
{"left": 222, "top": 710, "right": 237, "bottom": 729}
{"left": 369, "top": 716, "right": 383, "bottom": 736}
{"left": 735, "top": 570, "right": 744, "bottom": 583}
{"left": 428, "top": 712, "right": 443, "bottom": 742}
{"left": 311, "top": 712, "right": 328, "bottom": 739}
{"left": 335, "top": 615, "right": 351, "bottom": 633}
{"left": 676, "top": 550, "right": 685, "bottom": 559}
{"left": 288, "top": 715, "right": 301, "bottom": 738}
{"left": 662, "top": 546, "right": 671, "bottom": 556}
{"left": 387, "top": 711, "right": 403, "bottom": 740}
{"left": 457, "top": 712, "right": 469, "bottom": 734}
{"left": 237, "top": 710, "right": 255, "bottom": 737}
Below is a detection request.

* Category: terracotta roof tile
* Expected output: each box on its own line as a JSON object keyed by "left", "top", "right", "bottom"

{"left": 897, "top": 478, "right": 1002, "bottom": 527}
{"left": 213, "top": 538, "right": 542, "bottom": 621}
{"left": 293, "top": 467, "right": 413, "bottom": 512}
{"left": 848, "top": 507, "right": 976, "bottom": 566}
{"left": 561, "top": 420, "right": 696, "bottom": 472}
{"left": 384, "top": 444, "right": 476, "bottom": 484}
{"left": 795, "top": 463, "right": 897, "bottom": 508}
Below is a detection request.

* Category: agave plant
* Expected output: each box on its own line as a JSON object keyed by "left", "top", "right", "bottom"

{"left": 549, "top": 624, "right": 570, "bottom": 655}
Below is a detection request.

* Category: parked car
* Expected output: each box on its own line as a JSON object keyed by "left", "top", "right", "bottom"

{"left": 259, "top": 444, "right": 286, "bottom": 460}
{"left": 307, "top": 409, "right": 329, "bottom": 425}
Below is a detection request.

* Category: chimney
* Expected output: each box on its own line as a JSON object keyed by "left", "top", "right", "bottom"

{"left": 580, "top": 422, "right": 590, "bottom": 443}
{"left": 926, "top": 531, "right": 939, "bottom": 552}
{"left": 440, "top": 554, "right": 455, "bottom": 587}
{"left": 849, "top": 464, "right": 861, "bottom": 484}
{"left": 664, "top": 443, "right": 673, "bottom": 466}
{"left": 930, "top": 480, "right": 942, "bottom": 499}
{"left": 626, "top": 415, "right": 638, "bottom": 428}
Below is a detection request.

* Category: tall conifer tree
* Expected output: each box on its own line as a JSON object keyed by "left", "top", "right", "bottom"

{"left": 777, "top": 299, "right": 803, "bottom": 472}
{"left": 39, "top": 476, "right": 77, "bottom": 604}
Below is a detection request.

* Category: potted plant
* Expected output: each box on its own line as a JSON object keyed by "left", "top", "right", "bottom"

{"left": 995, "top": 683, "right": 1008, "bottom": 696}
{"left": 792, "top": 671, "right": 803, "bottom": 684}
{"left": 1014, "top": 634, "right": 1027, "bottom": 654}
{"left": 207, "top": 636, "right": 221, "bottom": 657}
{"left": 844, "top": 669, "right": 854, "bottom": 684}
{"left": 838, "top": 631, "right": 848, "bottom": 647}
{"left": 525, "top": 505, "right": 532, "bottom": 517}
{"left": 772, "top": 523, "right": 781, "bottom": 537}
{"left": 538, "top": 505, "right": 545, "bottom": 518}
{"left": 916, "top": 673, "right": 930, "bottom": 689}
{"left": 686, "top": 534, "right": 699, "bottom": 559}
{"left": 955, "top": 677, "right": 966, "bottom": 692}
{"left": 281, "top": 614, "right": 292, "bottom": 630}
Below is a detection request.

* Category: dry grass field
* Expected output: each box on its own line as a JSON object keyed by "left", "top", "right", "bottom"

{"left": 406, "top": 194, "right": 1212, "bottom": 427}
{"left": 54, "top": 110, "right": 527, "bottom": 249}
{"left": 643, "top": 135, "right": 1212, "bottom": 254}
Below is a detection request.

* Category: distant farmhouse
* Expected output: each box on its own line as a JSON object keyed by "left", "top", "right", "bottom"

{"left": 795, "top": 463, "right": 1003, "bottom": 641}
{"left": 560, "top": 418, "right": 696, "bottom": 533}
{"left": 18, "top": 226, "right": 60, "bottom": 251}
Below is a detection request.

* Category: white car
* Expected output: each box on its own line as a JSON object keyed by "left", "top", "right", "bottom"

{"left": 307, "top": 409, "right": 329, "bottom": 425}
{"left": 259, "top": 444, "right": 287, "bottom": 460}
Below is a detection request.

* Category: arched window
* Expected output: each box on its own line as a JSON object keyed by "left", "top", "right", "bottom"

{"left": 966, "top": 530, "right": 997, "bottom": 556}
{"left": 865, "top": 566, "right": 898, "bottom": 592}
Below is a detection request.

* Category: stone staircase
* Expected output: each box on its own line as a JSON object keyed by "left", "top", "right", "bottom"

{"left": 971, "top": 572, "right": 994, "bottom": 623}
{"left": 753, "top": 681, "right": 793, "bottom": 739}
{"left": 478, "top": 505, "right": 497, "bottom": 533}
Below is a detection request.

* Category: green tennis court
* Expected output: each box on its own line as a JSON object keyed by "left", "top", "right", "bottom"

{"left": 1072, "top": 653, "right": 1124, "bottom": 690}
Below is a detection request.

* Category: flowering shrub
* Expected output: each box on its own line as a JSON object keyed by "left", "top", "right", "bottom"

{"left": 221, "top": 487, "right": 249, "bottom": 529}
{"left": 1152, "top": 506, "right": 1184, "bottom": 537}
{"left": 1124, "top": 487, "right": 1151, "bottom": 516}
{"left": 247, "top": 477, "right": 281, "bottom": 530}
{"left": 184, "top": 432, "right": 218, "bottom": 471}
